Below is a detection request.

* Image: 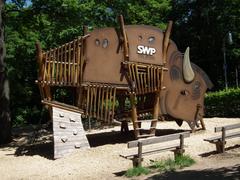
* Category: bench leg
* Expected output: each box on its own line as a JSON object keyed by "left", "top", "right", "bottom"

{"left": 174, "top": 148, "right": 185, "bottom": 159}
{"left": 215, "top": 141, "right": 225, "bottom": 153}
{"left": 120, "top": 120, "right": 129, "bottom": 133}
{"left": 132, "top": 156, "right": 143, "bottom": 167}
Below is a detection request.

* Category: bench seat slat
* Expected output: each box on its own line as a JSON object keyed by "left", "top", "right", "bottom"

{"left": 128, "top": 132, "right": 190, "bottom": 148}
{"left": 215, "top": 123, "right": 240, "bottom": 132}
{"left": 204, "top": 131, "right": 240, "bottom": 143}
{"left": 120, "top": 143, "right": 179, "bottom": 159}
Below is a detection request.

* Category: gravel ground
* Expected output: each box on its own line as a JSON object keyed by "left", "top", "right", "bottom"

{"left": 0, "top": 117, "right": 239, "bottom": 180}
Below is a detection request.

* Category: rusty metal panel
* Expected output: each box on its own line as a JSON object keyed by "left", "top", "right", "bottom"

{"left": 52, "top": 107, "right": 90, "bottom": 159}
{"left": 125, "top": 25, "right": 164, "bottom": 65}
{"left": 83, "top": 28, "right": 127, "bottom": 85}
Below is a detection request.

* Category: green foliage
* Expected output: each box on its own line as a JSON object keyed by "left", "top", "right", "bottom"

{"left": 171, "top": 0, "right": 240, "bottom": 89}
{"left": 151, "top": 155, "right": 195, "bottom": 172}
{"left": 5, "top": 0, "right": 172, "bottom": 126}
{"left": 125, "top": 166, "right": 150, "bottom": 177}
{"left": 4, "top": 0, "right": 240, "bottom": 126}
{"left": 205, "top": 88, "right": 240, "bottom": 117}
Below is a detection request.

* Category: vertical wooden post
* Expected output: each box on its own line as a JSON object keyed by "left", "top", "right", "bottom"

{"left": 130, "top": 93, "right": 140, "bottom": 138}
{"left": 180, "top": 134, "right": 184, "bottom": 151}
{"left": 137, "top": 141, "right": 143, "bottom": 167}
{"left": 150, "top": 92, "right": 159, "bottom": 135}
{"left": 119, "top": 15, "right": 129, "bottom": 60}
{"left": 174, "top": 134, "right": 184, "bottom": 158}
{"left": 221, "top": 127, "right": 226, "bottom": 153}
{"left": 162, "top": 21, "right": 173, "bottom": 64}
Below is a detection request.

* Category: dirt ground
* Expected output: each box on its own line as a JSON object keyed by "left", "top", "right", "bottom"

{"left": 0, "top": 117, "right": 240, "bottom": 180}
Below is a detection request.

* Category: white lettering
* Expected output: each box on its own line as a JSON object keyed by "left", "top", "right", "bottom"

{"left": 137, "top": 45, "right": 156, "bottom": 56}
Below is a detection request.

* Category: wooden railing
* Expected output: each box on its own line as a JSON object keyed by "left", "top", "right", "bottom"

{"left": 37, "top": 36, "right": 88, "bottom": 87}
{"left": 126, "top": 62, "right": 167, "bottom": 94}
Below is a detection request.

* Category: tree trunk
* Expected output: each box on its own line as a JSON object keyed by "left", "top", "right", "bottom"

{"left": 0, "top": 0, "right": 11, "bottom": 144}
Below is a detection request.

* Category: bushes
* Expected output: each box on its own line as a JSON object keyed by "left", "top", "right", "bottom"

{"left": 205, "top": 88, "right": 240, "bottom": 117}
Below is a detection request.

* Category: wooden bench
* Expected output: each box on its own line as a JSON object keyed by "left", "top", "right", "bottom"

{"left": 120, "top": 132, "right": 190, "bottom": 167}
{"left": 204, "top": 123, "right": 240, "bottom": 153}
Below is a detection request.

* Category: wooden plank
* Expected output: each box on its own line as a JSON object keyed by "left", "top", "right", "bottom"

{"left": 64, "top": 44, "right": 67, "bottom": 84}
{"left": 51, "top": 49, "right": 55, "bottom": 83}
{"left": 135, "top": 119, "right": 157, "bottom": 123}
{"left": 56, "top": 47, "right": 59, "bottom": 83}
{"left": 86, "top": 86, "right": 90, "bottom": 116}
{"left": 215, "top": 123, "right": 240, "bottom": 132}
{"left": 76, "top": 39, "right": 80, "bottom": 85}
{"left": 69, "top": 42, "right": 72, "bottom": 84}
{"left": 147, "top": 66, "right": 151, "bottom": 92}
{"left": 204, "top": 131, "right": 240, "bottom": 143}
{"left": 52, "top": 106, "right": 90, "bottom": 159}
{"left": 128, "top": 132, "right": 190, "bottom": 148}
{"left": 54, "top": 142, "right": 90, "bottom": 150}
{"left": 162, "top": 21, "right": 173, "bottom": 64}
{"left": 151, "top": 66, "right": 154, "bottom": 92}
{"left": 135, "top": 65, "right": 141, "bottom": 94}
{"left": 97, "top": 86, "right": 101, "bottom": 120}
{"left": 72, "top": 40, "right": 76, "bottom": 85}
{"left": 104, "top": 87, "right": 109, "bottom": 122}
{"left": 89, "top": 85, "right": 94, "bottom": 117}
{"left": 119, "top": 15, "right": 129, "bottom": 60}
{"left": 100, "top": 87, "right": 105, "bottom": 120}
{"left": 59, "top": 45, "right": 63, "bottom": 83}
{"left": 120, "top": 143, "right": 179, "bottom": 159}
{"left": 42, "top": 100, "right": 84, "bottom": 113}
{"left": 93, "top": 86, "right": 97, "bottom": 118}
{"left": 107, "top": 87, "right": 113, "bottom": 123}
{"left": 112, "top": 87, "right": 116, "bottom": 121}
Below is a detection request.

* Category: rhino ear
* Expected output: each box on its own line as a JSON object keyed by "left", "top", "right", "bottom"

{"left": 183, "top": 47, "right": 195, "bottom": 83}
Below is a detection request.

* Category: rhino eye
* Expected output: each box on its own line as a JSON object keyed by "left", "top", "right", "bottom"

{"left": 148, "top": 36, "right": 155, "bottom": 43}
{"left": 95, "top": 39, "right": 100, "bottom": 46}
{"left": 193, "top": 81, "right": 201, "bottom": 89}
{"left": 192, "top": 81, "right": 201, "bottom": 100}
{"left": 102, "top": 39, "right": 109, "bottom": 48}
{"left": 170, "top": 66, "right": 181, "bottom": 81}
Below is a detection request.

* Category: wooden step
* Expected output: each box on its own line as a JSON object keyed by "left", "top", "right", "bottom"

{"left": 137, "top": 134, "right": 155, "bottom": 138}
{"left": 135, "top": 119, "right": 157, "bottom": 123}
{"left": 135, "top": 127, "right": 156, "bottom": 131}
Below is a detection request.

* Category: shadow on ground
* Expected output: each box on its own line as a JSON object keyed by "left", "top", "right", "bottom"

{"left": 14, "top": 142, "right": 53, "bottom": 159}
{"left": 87, "top": 128, "right": 187, "bottom": 147}
{"left": 199, "top": 144, "right": 240, "bottom": 157}
{"left": 146, "top": 164, "right": 240, "bottom": 180}
{"left": 0, "top": 126, "right": 54, "bottom": 159}
{"left": 1, "top": 126, "right": 187, "bottom": 159}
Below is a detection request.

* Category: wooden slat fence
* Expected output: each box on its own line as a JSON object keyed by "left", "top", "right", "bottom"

{"left": 40, "top": 37, "right": 83, "bottom": 86}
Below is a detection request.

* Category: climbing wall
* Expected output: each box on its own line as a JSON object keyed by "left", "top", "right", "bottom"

{"left": 52, "top": 107, "right": 90, "bottom": 159}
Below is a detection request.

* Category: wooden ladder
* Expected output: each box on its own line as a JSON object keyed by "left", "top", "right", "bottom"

{"left": 130, "top": 92, "right": 160, "bottom": 139}
{"left": 133, "top": 119, "right": 158, "bottom": 138}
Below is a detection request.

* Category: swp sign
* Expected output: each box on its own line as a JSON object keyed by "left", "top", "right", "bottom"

{"left": 137, "top": 45, "right": 156, "bottom": 56}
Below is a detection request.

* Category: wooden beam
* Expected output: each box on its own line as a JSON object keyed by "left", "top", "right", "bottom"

{"left": 128, "top": 132, "right": 190, "bottom": 148}
{"left": 162, "top": 21, "right": 173, "bottom": 64}
{"left": 215, "top": 123, "right": 240, "bottom": 132}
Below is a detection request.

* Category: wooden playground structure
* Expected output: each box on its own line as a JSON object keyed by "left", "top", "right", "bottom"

{"left": 35, "top": 16, "right": 213, "bottom": 158}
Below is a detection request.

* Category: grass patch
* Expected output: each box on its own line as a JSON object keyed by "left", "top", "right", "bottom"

{"left": 151, "top": 155, "right": 195, "bottom": 172}
{"left": 125, "top": 166, "right": 150, "bottom": 177}
{"left": 174, "top": 154, "right": 195, "bottom": 168}
{"left": 124, "top": 155, "right": 195, "bottom": 178}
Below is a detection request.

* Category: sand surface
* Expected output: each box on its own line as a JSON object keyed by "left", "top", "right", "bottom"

{"left": 0, "top": 117, "right": 239, "bottom": 179}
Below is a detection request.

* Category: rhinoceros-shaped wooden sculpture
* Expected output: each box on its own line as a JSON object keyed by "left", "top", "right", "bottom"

{"left": 36, "top": 16, "right": 212, "bottom": 138}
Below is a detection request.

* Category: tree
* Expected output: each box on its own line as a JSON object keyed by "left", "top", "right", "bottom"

{"left": 170, "top": 0, "right": 240, "bottom": 89}
{"left": 0, "top": 0, "right": 11, "bottom": 144}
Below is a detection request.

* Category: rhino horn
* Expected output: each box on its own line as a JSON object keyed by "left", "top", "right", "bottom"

{"left": 183, "top": 47, "right": 195, "bottom": 83}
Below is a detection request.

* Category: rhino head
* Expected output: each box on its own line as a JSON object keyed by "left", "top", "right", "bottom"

{"left": 160, "top": 43, "right": 213, "bottom": 130}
